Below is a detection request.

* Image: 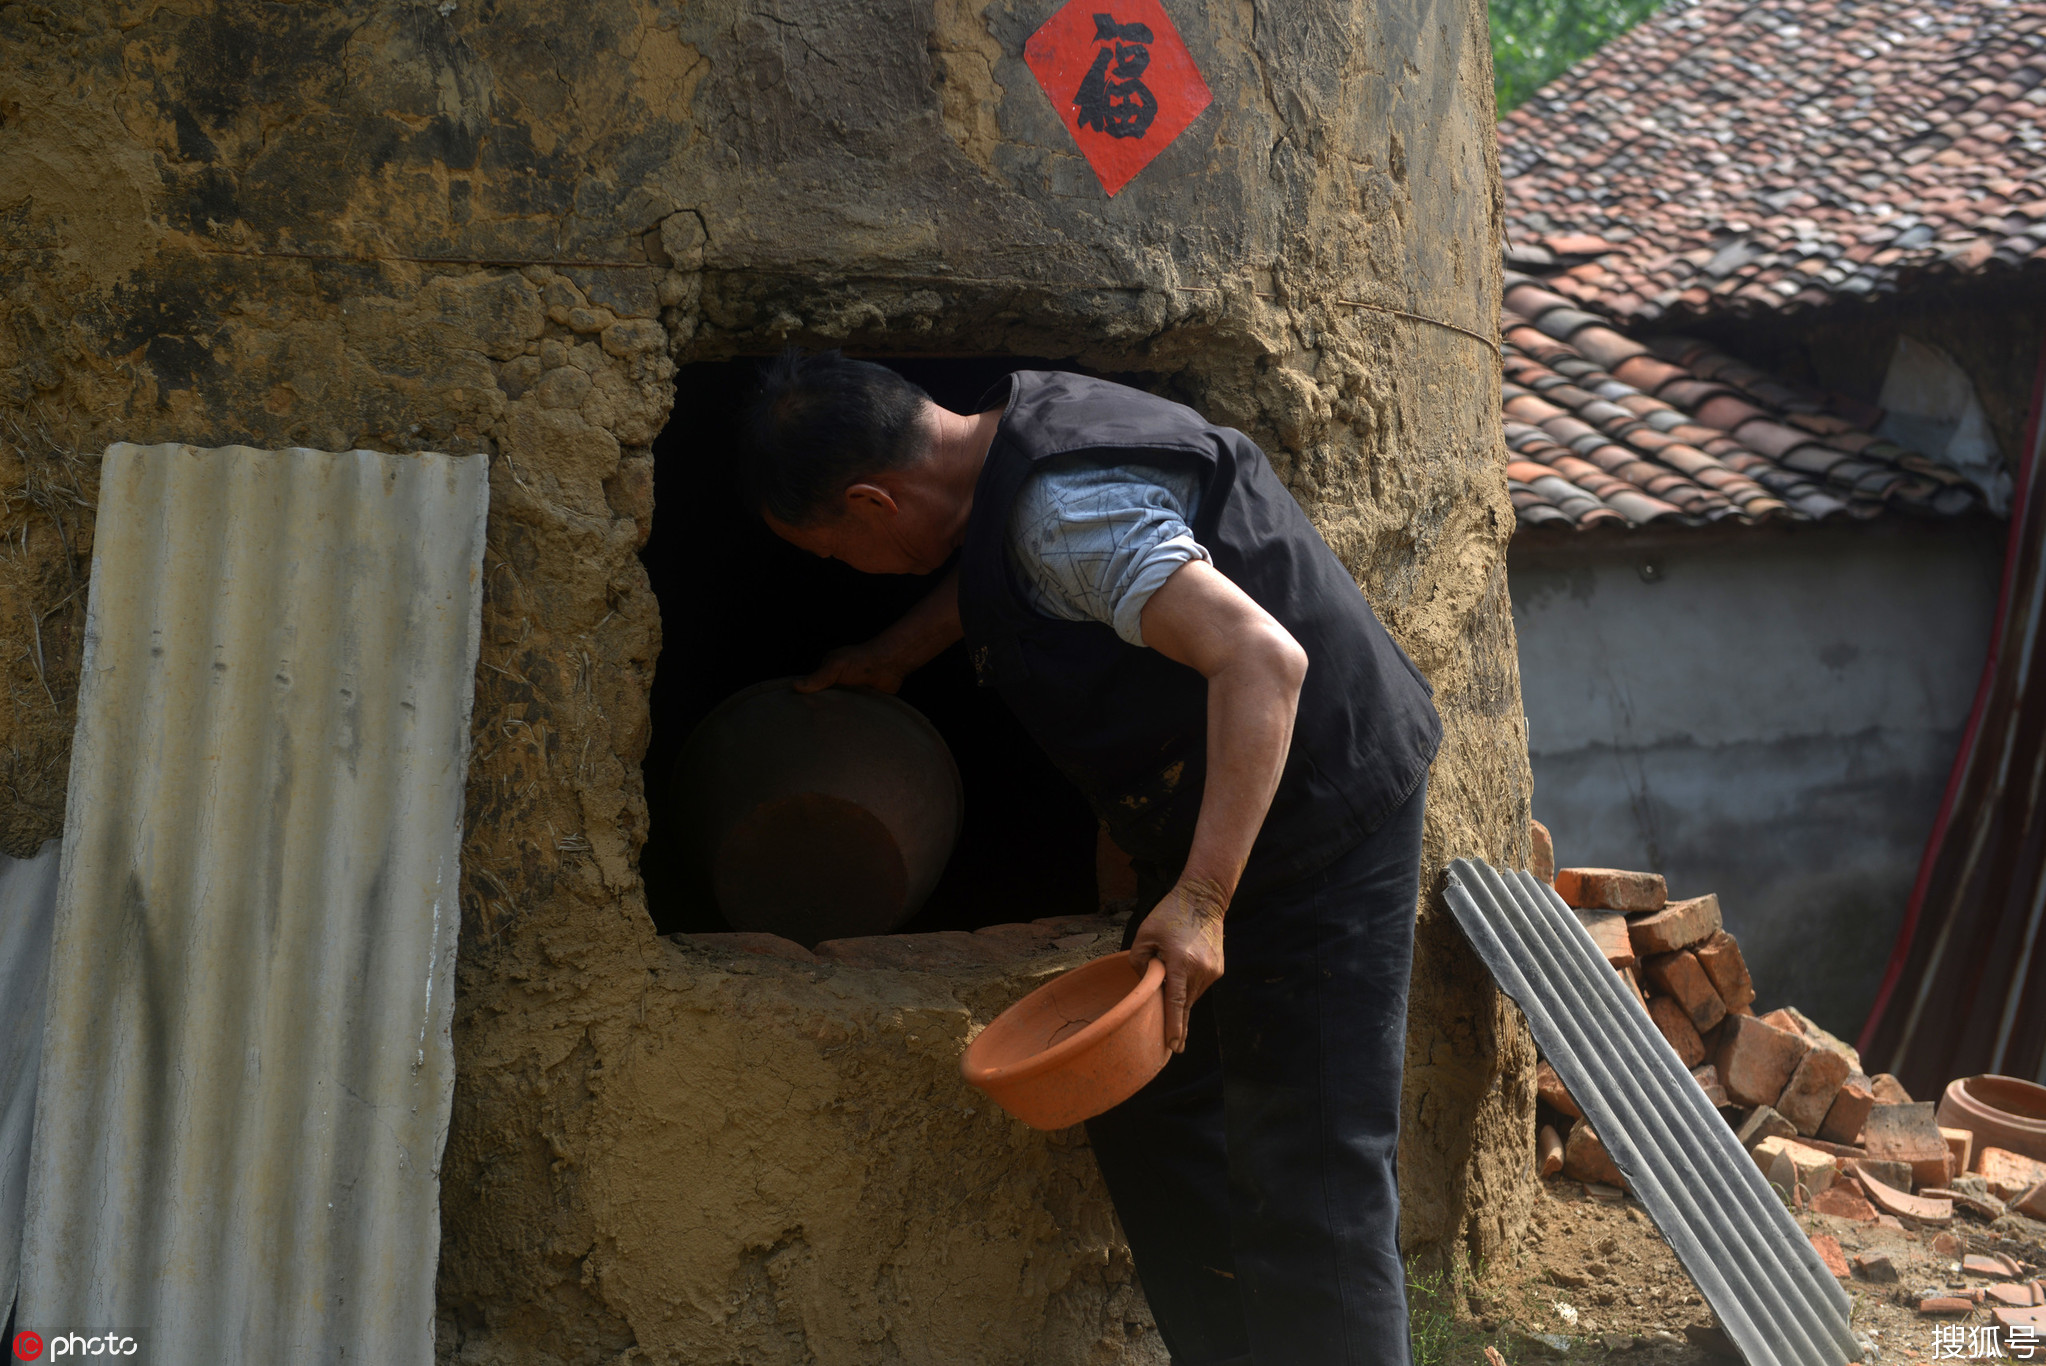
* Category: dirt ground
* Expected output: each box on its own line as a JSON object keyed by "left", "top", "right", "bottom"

{"left": 1415, "top": 1176, "right": 2046, "bottom": 1364}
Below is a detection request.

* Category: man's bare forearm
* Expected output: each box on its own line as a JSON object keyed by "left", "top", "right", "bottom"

{"left": 1140, "top": 561, "right": 1307, "bottom": 913}
{"left": 1131, "top": 558, "right": 1306, "bottom": 1048}
{"left": 1178, "top": 634, "right": 1306, "bottom": 910}
{"left": 880, "top": 567, "right": 963, "bottom": 669}
{"left": 798, "top": 569, "right": 962, "bottom": 693}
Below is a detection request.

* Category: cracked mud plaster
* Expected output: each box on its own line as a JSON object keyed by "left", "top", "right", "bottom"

{"left": 0, "top": 0, "right": 1531, "bottom": 1359}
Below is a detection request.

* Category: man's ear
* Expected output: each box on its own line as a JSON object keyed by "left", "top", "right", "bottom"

{"left": 842, "top": 482, "right": 900, "bottom": 519}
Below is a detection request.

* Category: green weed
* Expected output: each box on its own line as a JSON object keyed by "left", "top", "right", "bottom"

{"left": 1408, "top": 1262, "right": 1515, "bottom": 1366}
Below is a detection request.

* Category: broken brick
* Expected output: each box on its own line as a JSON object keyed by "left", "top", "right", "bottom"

{"left": 1555, "top": 866, "right": 1668, "bottom": 912}
{"left": 1735, "top": 1104, "right": 1797, "bottom": 1151}
{"left": 1988, "top": 1284, "right": 2037, "bottom": 1308}
{"left": 1854, "top": 1157, "right": 1915, "bottom": 1192}
{"left": 1793, "top": 1135, "right": 1865, "bottom": 1160}
{"left": 1715, "top": 1014, "right": 1810, "bottom": 1108}
{"left": 1576, "top": 908, "right": 1637, "bottom": 968}
{"left": 1692, "top": 929, "right": 1757, "bottom": 1011}
{"left": 1864, "top": 1101, "right": 1953, "bottom": 1188}
{"left": 1809, "top": 1232, "right": 1850, "bottom": 1279}
{"left": 1775, "top": 1046, "right": 1850, "bottom": 1137}
{"left": 1691, "top": 1062, "right": 1730, "bottom": 1108}
{"left": 1941, "top": 1126, "right": 1975, "bottom": 1177}
{"left": 1563, "top": 1117, "right": 1627, "bottom": 1189}
{"left": 1927, "top": 1183, "right": 2008, "bottom": 1222}
{"left": 1629, "top": 893, "right": 1722, "bottom": 956}
{"left": 1870, "top": 1072, "right": 1914, "bottom": 1105}
{"left": 1536, "top": 1059, "right": 1582, "bottom": 1119}
{"left": 1810, "top": 1182, "right": 1878, "bottom": 1222}
{"left": 1530, "top": 818, "right": 1555, "bottom": 883}
{"left": 2016, "top": 1180, "right": 2046, "bottom": 1221}
{"left": 1784, "top": 1008, "right": 1862, "bottom": 1071}
{"left": 1919, "top": 1295, "right": 1975, "bottom": 1315}
{"left": 1979, "top": 1147, "right": 2046, "bottom": 1201}
{"left": 1857, "top": 1165, "right": 1955, "bottom": 1226}
{"left": 1647, "top": 995, "right": 1707, "bottom": 1067}
{"left": 1966, "top": 1253, "right": 2013, "bottom": 1277}
{"left": 1754, "top": 1135, "right": 1835, "bottom": 1198}
{"left": 1818, "top": 1076, "right": 1874, "bottom": 1145}
{"left": 1643, "top": 950, "right": 1726, "bottom": 1034}
{"left": 1759, "top": 1007, "right": 1802, "bottom": 1035}
{"left": 1852, "top": 1251, "right": 1898, "bottom": 1282}
{"left": 1618, "top": 964, "right": 1648, "bottom": 1007}
{"left": 1538, "top": 1123, "right": 1564, "bottom": 1177}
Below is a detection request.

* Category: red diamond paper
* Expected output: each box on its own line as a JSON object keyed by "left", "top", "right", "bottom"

{"left": 1023, "top": 0, "right": 1212, "bottom": 197}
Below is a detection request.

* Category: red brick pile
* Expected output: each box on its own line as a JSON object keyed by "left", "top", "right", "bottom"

{"left": 1527, "top": 821, "right": 2046, "bottom": 1326}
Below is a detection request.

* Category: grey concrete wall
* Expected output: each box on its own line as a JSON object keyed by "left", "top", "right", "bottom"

{"left": 1510, "top": 520, "right": 2005, "bottom": 1038}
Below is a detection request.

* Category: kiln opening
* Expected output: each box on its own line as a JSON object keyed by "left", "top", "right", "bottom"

{"left": 640, "top": 356, "right": 1149, "bottom": 941}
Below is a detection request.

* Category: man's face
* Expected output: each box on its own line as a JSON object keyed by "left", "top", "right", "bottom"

{"left": 761, "top": 404, "right": 968, "bottom": 575}
{"left": 765, "top": 498, "right": 944, "bottom": 575}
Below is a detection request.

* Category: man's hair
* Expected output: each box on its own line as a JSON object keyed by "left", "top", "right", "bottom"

{"left": 738, "top": 349, "right": 934, "bottom": 525}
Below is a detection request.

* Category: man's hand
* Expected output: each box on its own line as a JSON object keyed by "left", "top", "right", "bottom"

{"left": 793, "top": 568, "right": 964, "bottom": 694}
{"left": 1128, "top": 877, "right": 1229, "bottom": 1053}
{"left": 795, "top": 637, "right": 917, "bottom": 694}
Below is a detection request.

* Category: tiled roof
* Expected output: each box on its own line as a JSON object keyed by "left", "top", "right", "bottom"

{"left": 1498, "top": 0, "right": 2046, "bottom": 323}
{"left": 1502, "top": 276, "right": 1987, "bottom": 530}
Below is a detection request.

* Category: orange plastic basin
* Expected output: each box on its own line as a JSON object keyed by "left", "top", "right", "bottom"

{"left": 961, "top": 951, "right": 1170, "bottom": 1130}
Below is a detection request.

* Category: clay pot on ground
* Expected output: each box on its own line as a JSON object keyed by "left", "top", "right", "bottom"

{"left": 673, "top": 679, "right": 963, "bottom": 946}
{"left": 1938, "top": 1075, "right": 2046, "bottom": 1165}
{"left": 962, "top": 950, "right": 1170, "bottom": 1130}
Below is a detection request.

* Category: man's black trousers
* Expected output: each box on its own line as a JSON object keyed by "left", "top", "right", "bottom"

{"left": 1086, "top": 777, "right": 1426, "bottom": 1366}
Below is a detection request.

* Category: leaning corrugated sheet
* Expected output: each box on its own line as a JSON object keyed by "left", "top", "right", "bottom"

{"left": 1445, "top": 859, "right": 1857, "bottom": 1366}
{"left": 1, "top": 841, "right": 62, "bottom": 1318}
{"left": 17, "top": 444, "right": 488, "bottom": 1363}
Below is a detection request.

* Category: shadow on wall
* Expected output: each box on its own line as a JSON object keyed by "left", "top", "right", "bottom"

{"left": 638, "top": 356, "right": 1163, "bottom": 938}
{"left": 1509, "top": 522, "right": 2003, "bottom": 1035}
{"left": 1534, "top": 731, "right": 1950, "bottom": 1031}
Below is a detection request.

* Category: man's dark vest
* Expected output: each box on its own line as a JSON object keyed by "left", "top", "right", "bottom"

{"left": 957, "top": 371, "right": 1443, "bottom": 900}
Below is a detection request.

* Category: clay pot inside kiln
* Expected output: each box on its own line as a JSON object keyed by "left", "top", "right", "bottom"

{"left": 673, "top": 680, "right": 963, "bottom": 945}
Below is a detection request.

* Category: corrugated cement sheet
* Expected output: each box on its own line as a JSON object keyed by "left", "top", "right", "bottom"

{"left": 17, "top": 443, "right": 488, "bottom": 1363}
{"left": 1, "top": 840, "right": 62, "bottom": 1318}
{"left": 1445, "top": 858, "right": 1857, "bottom": 1366}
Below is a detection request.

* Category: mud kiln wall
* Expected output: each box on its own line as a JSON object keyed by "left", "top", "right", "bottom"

{"left": 0, "top": 1, "right": 1535, "bottom": 1361}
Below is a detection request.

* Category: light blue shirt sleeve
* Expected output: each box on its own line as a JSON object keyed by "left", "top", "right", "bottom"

{"left": 1003, "top": 457, "right": 1211, "bottom": 648}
